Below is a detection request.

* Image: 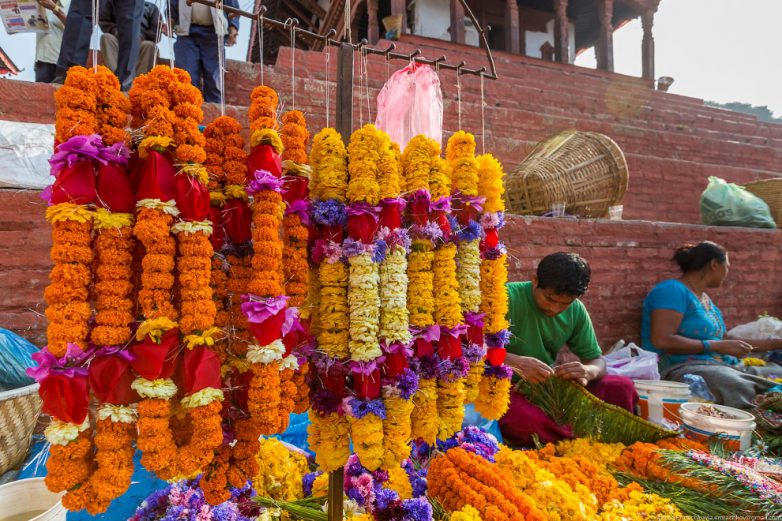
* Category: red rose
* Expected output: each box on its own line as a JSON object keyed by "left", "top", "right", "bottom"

{"left": 130, "top": 328, "right": 180, "bottom": 380}
{"left": 223, "top": 198, "right": 252, "bottom": 244}
{"left": 135, "top": 150, "right": 176, "bottom": 202}
{"left": 182, "top": 348, "right": 222, "bottom": 395}
{"left": 247, "top": 144, "right": 282, "bottom": 180}
{"left": 40, "top": 373, "right": 89, "bottom": 424}
{"left": 89, "top": 354, "right": 137, "bottom": 405}
{"left": 51, "top": 160, "right": 97, "bottom": 205}
{"left": 174, "top": 173, "right": 211, "bottom": 222}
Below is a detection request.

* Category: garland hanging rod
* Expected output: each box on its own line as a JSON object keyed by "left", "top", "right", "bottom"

{"left": 187, "top": 0, "right": 498, "bottom": 79}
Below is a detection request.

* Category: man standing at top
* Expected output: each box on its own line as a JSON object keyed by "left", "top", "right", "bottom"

{"left": 499, "top": 252, "right": 638, "bottom": 446}
{"left": 53, "top": 0, "right": 144, "bottom": 89}
{"left": 100, "top": 1, "right": 164, "bottom": 79}
{"left": 169, "top": 0, "right": 239, "bottom": 103}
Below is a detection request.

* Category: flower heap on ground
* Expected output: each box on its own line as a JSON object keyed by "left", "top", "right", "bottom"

{"left": 307, "top": 127, "right": 351, "bottom": 472}
{"left": 400, "top": 135, "right": 440, "bottom": 445}
{"left": 128, "top": 65, "right": 223, "bottom": 486}
{"left": 230, "top": 85, "right": 293, "bottom": 485}
{"left": 474, "top": 152, "right": 512, "bottom": 419}
{"left": 34, "top": 65, "right": 137, "bottom": 514}
{"left": 444, "top": 132, "right": 482, "bottom": 415}
{"left": 280, "top": 110, "right": 313, "bottom": 416}
{"left": 376, "top": 133, "right": 416, "bottom": 470}
{"left": 343, "top": 124, "right": 388, "bottom": 471}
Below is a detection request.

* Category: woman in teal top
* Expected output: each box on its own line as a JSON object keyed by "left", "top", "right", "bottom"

{"left": 641, "top": 241, "right": 782, "bottom": 409}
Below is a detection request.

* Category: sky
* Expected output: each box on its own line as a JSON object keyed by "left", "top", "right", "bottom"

{"left": 1, "top": 0, "right": 780, "bottom": 116}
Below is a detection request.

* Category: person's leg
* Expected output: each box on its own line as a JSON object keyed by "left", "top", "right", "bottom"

{"left": 136, "top": 41, "right": 157, "bottom": 76}
{"left": 54, "top": 0, "right": 93, "bottom": 78}
{"left": 498, "top": 389, "right": 573, "bottom": 447}
{"left": 111, "top": 0, "right": 145, "bottom": 90}
{"left": 666, "top": 363, "right": 773, "bottom": 410}
{"left": 586, "top": 375, "right": 639, "bottom": 412}
{"left": 174, "top": 34, "right": 202, "bottom": 90}
{"left": 193, "top": 25, "right": 221, "bottom": 103}
{"left": 34, "top": 61, "right": 57, "bottom": 83}
{"left": 99, "top": 33, "right": 119, "bottom": 73}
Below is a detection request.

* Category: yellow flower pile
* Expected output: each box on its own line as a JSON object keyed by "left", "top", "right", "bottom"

{"left": 598, "top": 490, "right": 684, "bottom": 520}
{"left": 253, "top": 438, "right": 308, "bottom": 501}
{"left": 307, "top": 410, "right": 350, "bottom": 472}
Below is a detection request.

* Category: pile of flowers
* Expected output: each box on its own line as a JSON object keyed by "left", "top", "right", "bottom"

{"left": 131, "top": 480, "right": 259, "bottom": 521}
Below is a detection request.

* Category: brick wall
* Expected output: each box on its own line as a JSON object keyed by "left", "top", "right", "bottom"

{"left": 503, "top": 215, "right": 782, "bottom": 348}
{"left": 4, "top": 189, "right": 780, "bottom": 350}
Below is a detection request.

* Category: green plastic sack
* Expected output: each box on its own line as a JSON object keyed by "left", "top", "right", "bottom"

{"left": 700, "top": 176, "right": 776, "bottom": 228}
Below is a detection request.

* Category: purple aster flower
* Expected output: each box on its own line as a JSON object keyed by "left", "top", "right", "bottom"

{"left": 435, "top": 356, "right": 469, "bottom": 381}
{"left": 485, "top": 329, "right": 511, "bottom": 348}
{"left": 463, "top": 341, "right": 486, "bottom": 363}
{"left": 375, "top": 488, "right": 400, "bottom": 512}
{"left": 402, "top": 460, "right": 428, "bottom": 498}
{"left": 396, "top": 368, "right": 419, "bottom": 400}
{"left": 345, "top": 397, "right": 386, "bottom": 419}
{"left": 212, "top": 503, "right": 239, "bottom": 521}
{"left": 484, "top": 363, "right": 513, "bottom": 379}
{"left": 409, "top": 222, "right": 441, "bottom": 243}
{"left": 346, "top": 482, "right": 367, "bottom": 506}
{"left": 345, "top": 454, "right": 365, "bottom": 478}
{"left": 311, "top": 199, "right": 347, "bottom": 227}
{"left": 402, "top": 497, "right": 432, "bottom": 521}
{"left": 343, "top": 237, "right": 372, "bottom": 258}
{"left": 457, "top": 220, "right": 482, "bottom": 242}
{"left": 372, "top": 468, "right": 390, "bottom": 484}
{"left": 480, "top": 211, "right": 505, "bottom": 229}
{"left": 303, "top": 471, "right": 321, "bottom": 496}
{"left": 409, "top": 356, "right": 438, "bottom": 380}
{"left": 373, "top": 240, "right": 388, "bottom": 263}
{"left": 482, "top": 243, "right": 507, "bottom": 260}
{"left": 311, "top": 388, "right": 343, "bottom": 415}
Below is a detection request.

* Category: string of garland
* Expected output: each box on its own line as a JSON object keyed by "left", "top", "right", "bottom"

{"left": 307, "top": 128, "right": 351, "bottom": 472}
{"left": 375, "top": 131, "right": 415, "bottom": 469}
{"left": 43, "top": 66, "right": 99, "bottom": 513}
{"left": 401, "top": 135, "right": 439, "bottom": 445}
{"left": 345, "top": 124, "right": 385, "bottom": 471}
{"left": 474, "top": 153, "right": 512, "bottom": 419}
{"left": 280, "top": 109, "right": 312, "bottom": 418}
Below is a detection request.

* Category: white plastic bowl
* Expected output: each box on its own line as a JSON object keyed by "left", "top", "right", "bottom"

{"left": 0, "top": 478, "right": 65, "bottom": 521}
{"left": 679, "top": 402, "right": 755, "bottom": 451}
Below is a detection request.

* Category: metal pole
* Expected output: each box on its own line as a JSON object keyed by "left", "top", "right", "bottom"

{"left": 327, "top": 41, "right": 353, "bottom": 521}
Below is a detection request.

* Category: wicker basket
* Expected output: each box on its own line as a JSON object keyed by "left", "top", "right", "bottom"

{"left": 505, "top": 130, "right": 629, "bottom": 218}
{"left": 0, "top": 383, "right": 41, "bottom": 475}
{"left": 743, "top": 178, "right": 782, "bottom": 228}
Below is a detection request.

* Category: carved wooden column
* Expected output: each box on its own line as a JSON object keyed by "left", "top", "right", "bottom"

{"left": 367, "top": 0, "right": 380, "bottom": 43}
{"left": 553, "top": 0, "right": 569, "bottom": 63}
{"left": 641, "top": 7, "right": 655, "bottom": 80}
{"left": 595, "top": 0, "right": 614, "bottom": 71}
{"left": 505, "top": 0, "right": 520, "bottom": 54}
{"left": 390, "top": 0, "right": 407, "bottom": 36}
{"left": 450, "top": 0, "right": 465, "bottom": 44}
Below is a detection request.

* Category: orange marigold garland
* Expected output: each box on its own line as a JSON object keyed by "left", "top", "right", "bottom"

{"left": 475, "top": 153, "right": 512, "bottom": 420}
{"left": 281, "top": 109, "right": 312, "bottom": 418}
{"left": 53, "top": 66, "right": 97, "bottom": 143}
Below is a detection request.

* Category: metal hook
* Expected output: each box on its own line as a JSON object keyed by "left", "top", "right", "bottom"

{"left": 408, "top": 49, "right": 421, "bottom": 62}
{"left": 455, "top": 60, "right": 466, "bottom": 76}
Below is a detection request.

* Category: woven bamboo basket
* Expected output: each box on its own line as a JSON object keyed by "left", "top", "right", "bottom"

{"left": 743, "top": 178, "right": 782, "bottom": 228}
{"left": 505, "top": 130, "right": 629, "bottom": 218}
{"left": 0, "top": 383, "right": 41, "bottom": 475}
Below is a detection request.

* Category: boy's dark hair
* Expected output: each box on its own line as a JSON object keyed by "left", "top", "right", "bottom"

{"left": 536, "top": 252, "right": 591, "bottom": 297}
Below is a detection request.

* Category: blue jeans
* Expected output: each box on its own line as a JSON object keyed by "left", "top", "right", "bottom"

{"left": 174, "top": 25, "right": 223, "bottom": 103}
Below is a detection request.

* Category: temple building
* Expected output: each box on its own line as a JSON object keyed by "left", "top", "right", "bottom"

{"left": 249, "top": 0, "right": 660, "bottom": 80}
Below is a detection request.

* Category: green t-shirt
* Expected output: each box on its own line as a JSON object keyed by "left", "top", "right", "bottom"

{"left": 506, "top": 281, "right": 602, "bottom": 365}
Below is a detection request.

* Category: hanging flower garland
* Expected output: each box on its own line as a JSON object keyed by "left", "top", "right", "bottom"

{"left": 375, "top": 130, "right": 415, "bottom": 469}
{"left": 345, "top": 124, "right": 386, "bottom": 471}
{"left": 281, "top": 109, "right": 312, "bottom": 417}
{"left": 401, "top": 135, "right": 440, "bottom": 445}
{"left": 474, "top": 154, "right": 512, "bottom": 420}
{"left": 308, "top": 128, "right": 351, "bottom": 472}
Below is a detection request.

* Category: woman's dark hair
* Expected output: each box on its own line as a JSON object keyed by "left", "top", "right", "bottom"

{"left": 673, "top": 241, "right": 727, "bottom": 273}
{"left": 536, "top": 252, "right": 591, "bottom": 297}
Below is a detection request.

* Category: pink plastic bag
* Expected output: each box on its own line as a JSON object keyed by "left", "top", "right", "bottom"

{"left": 375, "top": 63, "right": 443, "bottom": 150}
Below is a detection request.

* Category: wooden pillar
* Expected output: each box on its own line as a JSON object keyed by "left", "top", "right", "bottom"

{"left": 553, "top": 0, "right": 569, "bottom": 63}
{"left": 505, "top": 0, "right": 520, "bottom": 54}
{"left": 390, "top": 0, "right": 407, "bottom": 36}
{"left": 595, "top": 0, "right": 614, "bottom": 71}
{"left": 450, "top": 0, "right": 465, "bottom": 44}
{"left": 641, "top": 8, "right": 655, "bottom": 81}
{"left": 367, "top": 0, "right": 380, "bottom": 43}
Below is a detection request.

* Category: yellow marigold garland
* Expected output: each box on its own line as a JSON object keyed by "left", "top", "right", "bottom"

{"left": 253, "top": 437, "right": 308, "bottom": 500}
{"left": 308, "top": 410, "right": 351, "bottom": 472}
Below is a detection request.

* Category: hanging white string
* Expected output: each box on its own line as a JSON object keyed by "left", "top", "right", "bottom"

{"left": 385, "top": 53, "right": 390, "bottom": 83}
{"left": 325, "top": 48, "right": 331, "bottom": 127}
{"left": 363, "top": 46, "right": 370, "bottom": 123}
{"left": 290, "top": 24, "right": 296, "bottom": 111}
{"left": 356, "top": 47, "right": 363, "bottom": 126}
{"left": 216, "top": 0, "right": 226, "bottom": 115}
{"left": 152, "top": 0, "right": 164, "bottom": 68}
{"left": 91, "top": 0, "right": 100, "bottom": 71}
{"left": 257, "top": 13, "right": 264, "bottom": 84}
{"left": 344, "top": 0, "right": 352, "bottom": 42}
{"left": 480, "top": 71, "right": 485, "bottom": 154}
{"left": 167, "top": 0, "right": 175, "bottom": 68}
{"left": 457, "top": 69, "right": 462, "bottom": 130}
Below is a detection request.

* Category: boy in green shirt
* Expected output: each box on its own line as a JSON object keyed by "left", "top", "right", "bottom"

{"left": 498, "top": 253, "right": 638, "bottom": 446}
